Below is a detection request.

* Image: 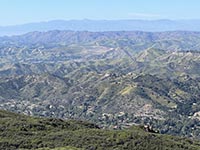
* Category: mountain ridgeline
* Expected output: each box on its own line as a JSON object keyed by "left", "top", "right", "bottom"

{"left": 1, "top": 31, "right": 200, "bottom": 140}
{"left": 1, "top": 19, "right": 200, "bottom": 36}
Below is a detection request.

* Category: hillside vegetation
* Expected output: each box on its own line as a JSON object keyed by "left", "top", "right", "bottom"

{"left": 1, "top": 110, "right": 200, "bottom": 150}
{"left": 1, "top": 31, "right": 200, "bottom": 139}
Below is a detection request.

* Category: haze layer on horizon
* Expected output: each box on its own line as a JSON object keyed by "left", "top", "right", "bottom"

{"left": 0, "top": 0, "right": 200, "bottom": 26}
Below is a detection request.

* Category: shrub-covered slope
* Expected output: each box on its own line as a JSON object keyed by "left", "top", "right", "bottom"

{"left": 1, "top": 110, "right": 200, "bottom": 150}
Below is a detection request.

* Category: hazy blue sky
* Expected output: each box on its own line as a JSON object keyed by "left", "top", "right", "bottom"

{"left": 0, "top": 0, "right": 200, "bottom": 26}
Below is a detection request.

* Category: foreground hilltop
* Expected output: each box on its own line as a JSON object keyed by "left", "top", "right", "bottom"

{"left": 0, "top": 110, "right": 200, "bottom": 150}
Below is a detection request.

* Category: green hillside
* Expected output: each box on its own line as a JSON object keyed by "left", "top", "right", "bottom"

{"left": 0, "top": 110, "right": 200, "bottom": 150}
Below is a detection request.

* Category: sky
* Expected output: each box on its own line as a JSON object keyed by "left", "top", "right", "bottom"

{"left": 0, "top": 0, "right": 200, "bottom": 26}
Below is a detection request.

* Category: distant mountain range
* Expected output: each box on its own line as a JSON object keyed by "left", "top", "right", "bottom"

{"left": 1, "top": 19, "right": 200, "bottom": 36}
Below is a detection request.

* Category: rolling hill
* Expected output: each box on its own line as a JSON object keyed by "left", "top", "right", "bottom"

{"left": 1, "top": 109, "right": 200, "bottom": 150}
